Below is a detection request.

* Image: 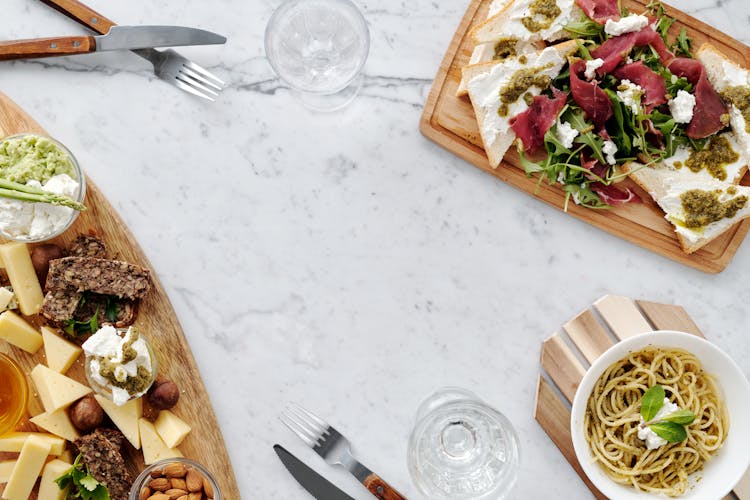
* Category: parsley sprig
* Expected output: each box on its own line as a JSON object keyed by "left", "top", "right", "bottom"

{"left": 55, "top": 454, "right": 111, "bottom": 500}
{"left": 640, "top": 385, "right": 696, "bottom": 443}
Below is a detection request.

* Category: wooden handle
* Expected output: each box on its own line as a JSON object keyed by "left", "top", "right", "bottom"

{"left": 38, "top": 0, "right": 116, "bottom": 35}
{"left": 0, "top": 36, "right": 96, "bottom": 61}
{"left": 363, "top": 473, "right": 407, "bottom": 500}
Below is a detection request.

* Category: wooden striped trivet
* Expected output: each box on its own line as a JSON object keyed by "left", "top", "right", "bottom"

{"left": 535, "top": 294, "right": 750, "bottom": 499}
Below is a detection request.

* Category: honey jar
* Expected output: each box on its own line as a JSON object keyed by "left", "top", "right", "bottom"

{"left": 0, "top": 352, "right": 28, "bottom": 436}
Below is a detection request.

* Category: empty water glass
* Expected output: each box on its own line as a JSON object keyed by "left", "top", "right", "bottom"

{"left": 265, "top": 0, "right": 370, "bottom": 111}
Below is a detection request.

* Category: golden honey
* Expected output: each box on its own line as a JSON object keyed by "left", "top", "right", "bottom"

{"left": 0, "top": 352, "right": 28, "bottom": 436}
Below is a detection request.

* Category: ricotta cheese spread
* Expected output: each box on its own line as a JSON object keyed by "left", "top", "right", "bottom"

{"left": 584, "top": 58, "right": 604, "bottom": 80}
{"left": 83, "top": 326, "right": 154, "bottom": 406}
{"left": 556, "top": 120, "right": 579, "bottom": 148}
{"left": 637, "top": 398, "right": 679, "bottom": 450}
{"left": 0, "top": 173, "right": 79, "bottom": 240}
{"left": 602, "top": 140, "right": 618, "bottom": 165}
{"left": 668, "top": 90, "right": 696, "bottom": 124}
{"left": 616, "top": 79, "right": 644, "bottom": 114}
{"left": 604, "top": 14, "right": 649, "bottom": 37}
{"left": 475, "top": 0, "right": 578, "bottom": 43}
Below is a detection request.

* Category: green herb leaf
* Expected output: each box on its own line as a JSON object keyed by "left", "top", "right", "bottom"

{"left": 641, "top": 385, "right": 665, "bottom": 421}
{"left": 564, "top": 18, "right": 604, "bottom": 38}
{"left": 55, "top": 454, "right": 111, "bottom": 500}
{"left": 661, "top": 409, "right": 696, "bottom": 425}
{"left": 649, "top": 421, "right": 688, "bottom": 443}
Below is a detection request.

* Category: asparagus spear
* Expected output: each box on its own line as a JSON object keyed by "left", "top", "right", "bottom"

{"left": 0, "top": 178, "right": 86, "bottom": 211}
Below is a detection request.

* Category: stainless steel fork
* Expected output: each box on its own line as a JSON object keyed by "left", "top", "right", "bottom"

{"left": 281, "top": 403, "right": 407, "bottom": 500}
{"left": 39, "top": 0, "right": 224, "bottom": 101}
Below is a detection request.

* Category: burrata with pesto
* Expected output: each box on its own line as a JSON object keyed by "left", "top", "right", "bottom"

{"left": 0, "top": 134, "right": 76, "bottom": 184}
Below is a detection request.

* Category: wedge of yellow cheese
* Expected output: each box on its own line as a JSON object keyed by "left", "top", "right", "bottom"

{"left": 95, "top": 395, "right": 142, "bottom": 449}
{"left": 0, "top": 242, "right": 43, "bottom": 315}
{"left": 31, "top": 364, "right": 91, "bottom": 412}
{"left": 0, "top": 460, "right": 17, "bottom": 483}
{"left": 41, "top": 326, "right": 82, "bottom": 373}
{"left": 38, "top": 458, "right": 72, "bottom": 500}
{"left": 0, "top": 432, "right": 65, "bottom": 456}
{"left": 0, "top": 287, "right": 14, "bottom": 312}
{"left": 154, "top": 410, "right": 192, "bottom": 448}
{"left": 30, "top": 408, "right": 80, "bottom": 442}
{"left": 139, "top": 418, "right": 182, "bottom": 465}
{"left": 0, "top": 310, "right": 42, "bottom": 353}
{"left": 1, "top": 434, "right": 52, "bottom": 499}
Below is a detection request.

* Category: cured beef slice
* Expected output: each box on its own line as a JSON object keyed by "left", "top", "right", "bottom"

{"left": 74, "top": 428, "right": 132, "bottom": 500}
{"left": 45, "top": 257, "right": 151, "bottom": 300}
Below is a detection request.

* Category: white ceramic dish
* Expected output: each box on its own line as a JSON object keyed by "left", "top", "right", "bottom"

{"left": 570, "top": 330, "right": 750, "bottom": 500}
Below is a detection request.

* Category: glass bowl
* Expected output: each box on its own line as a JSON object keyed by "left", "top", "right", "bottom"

{"left": 128, "top": 458, "right": 222, "bottom": 500}
{"left": 0, "top": 133, "right": 86, "bottom": 243}
{"left": 84, "top": 331, "right": 158, "bottom": 406}
{"left": 0, "top": 352, "right": 29, "bottom": 436}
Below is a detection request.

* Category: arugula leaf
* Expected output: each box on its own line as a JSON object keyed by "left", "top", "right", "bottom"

{"left": 650, "top": 421, "right": 688, "bottom": 443}
{"left": 661, "top": 409, "right": 696, "bottom": 425}
{"left": 641, "top": 385, "right": 665, "bottom": 422}
{"left": 564, "top": 107, "right": 607, "bottom": 165}
{"left": 55, "top": 454, "right": 111, "bottom": 500}
{"left": 564, "top": 18, "right": 604, "bottom": 38}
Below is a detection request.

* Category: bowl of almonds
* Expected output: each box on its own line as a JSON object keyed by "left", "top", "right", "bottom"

{"left": 129, "top": 458, "right": 221, "bottom": 500}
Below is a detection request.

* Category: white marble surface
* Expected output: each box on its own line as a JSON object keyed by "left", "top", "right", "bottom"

{"left": 3, "top": 0, "right": 750, "bottom": 498}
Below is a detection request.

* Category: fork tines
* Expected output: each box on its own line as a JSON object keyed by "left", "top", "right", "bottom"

{"left": 280, "top": 403, "right": 331, "bottom": 447}
{"left": 175, "top": 61, "right": 225, "bottom": 101}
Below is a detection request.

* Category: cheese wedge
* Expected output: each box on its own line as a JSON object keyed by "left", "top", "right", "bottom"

{"left": 139, "top": 418, "right": 182, "bottom": 465}
{"left": 1, "top": 434, "right": 52, "bottom": 500}
{"left": 464, "top": 41, "right": 576, "bottom": 168}
{"left": 0, "top": 310, "right": 43, "bottom": 354}
{"left": 95, "top": 394, "right": 142, "bottom": 449}
{"left": 154, "top": 410, "right": 192, "bottom": 448}
{"left": 30, "top": 364, "right": 92, "bottom": 412}
{"left": 38, "top": 459, "right": 72, "bottom": 500}
{"left": 30, "top": 408, "right": 80, "bottom": 442}
{"left": 42, "top": 326, "right": 82, "bottom": 374}
{"left": 0, "top": 460, "right": 16, "bottom": 483}
{"left": 59, "top": 448, "right": 74, "bottom": 464}
{"left": 0, "top": 432, "right": 65, "bottom": 456}
{"left": 0, "top": 242, "right": 44, "bottom": 315}
{"left": 0, "top": 287, "right": 14, "bottom": 312}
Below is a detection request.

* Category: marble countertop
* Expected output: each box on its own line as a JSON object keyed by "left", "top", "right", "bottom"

{"left": 3, "top": 0, "right": 750, "bottom": 498}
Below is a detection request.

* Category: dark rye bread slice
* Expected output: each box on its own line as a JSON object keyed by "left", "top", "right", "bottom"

{"left": 74, "top": 293, "right": 139, "bottom": 328}
{"left": 69, "top": 234, "right": 108, "bottom": 259}
{"left": 40, "top": 289, "right": 82, "bottom": 323}
{"left": 45, "top": 257, "right": 151, "bottom": 300}
{"left": 74, "top": 428, "right": 132, "bottom": 500}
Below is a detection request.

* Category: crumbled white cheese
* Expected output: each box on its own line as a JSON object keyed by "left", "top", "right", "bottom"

{"left": 83, "top": 326, "right": 153, "bottom": 406}
{"left": 616, "top": 79, "right": 644, "bottom": 114}
{"left": 0, "top": 173, "right": 78, "bottom": 240}
{"left": 602, "top": 140, "right": 618, "bottom": 165}
{"left": 605, "top": 14, "right": 649, "bottom": 36}
{"left": 584, "top": 58, "right": 604, "bottom": 80}
{"left": 556, "top": 120, "right": 579, "bottom": 149}
{"left": 637, "top": 398, "right": 679, "bottom": 450}
{"left": 668, "top": 89, "right": 696, "bottom": 124}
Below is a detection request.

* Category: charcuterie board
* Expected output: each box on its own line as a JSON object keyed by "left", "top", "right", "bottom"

{"left": 420, "top": 0, "right": 750, "bottom": 273}
{"left": 534, "top": 294, "right": 750, "bottom": 499}
{"left": 0, "top": 91, "right": 241, "bottom": 498}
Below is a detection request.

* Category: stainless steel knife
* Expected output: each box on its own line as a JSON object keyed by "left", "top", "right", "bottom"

{"left": 0, "top": 25, "right": 226, "bottom": 61}
{"left": 274, "top": 444, "right": 356, "bottom": 500}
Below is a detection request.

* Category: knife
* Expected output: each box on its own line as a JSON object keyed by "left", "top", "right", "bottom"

{"left": 0, "top": 25, "right": 226, "bottom": 61}
{"left": 274, "top": 444, "right": 356, "bottom": 500}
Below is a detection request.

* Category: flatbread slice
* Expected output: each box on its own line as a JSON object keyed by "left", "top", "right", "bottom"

{"left": 464, "top": 40, "right": 576, "bottom": 168}
{"left": 470, "top": 0, "right": 581, "bottom": 45}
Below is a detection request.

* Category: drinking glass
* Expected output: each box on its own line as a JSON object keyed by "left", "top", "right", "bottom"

{"left": 265, "top": 0, "right": 370, "bottom": 111}
{"left": 407, "top": 387, "right": 520, "bottom": 500}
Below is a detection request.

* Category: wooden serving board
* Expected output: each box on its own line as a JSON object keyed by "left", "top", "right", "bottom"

{"left": 420, "top": 0, "right": 750, "bottom": 273}
{"left": 0, "top": 91, "right": 241, "bottom": 498}
{"left": 534, "top": 294, "right": 750, "bottom": 499}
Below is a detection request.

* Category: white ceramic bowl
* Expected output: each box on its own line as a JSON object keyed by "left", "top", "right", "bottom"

{"left": 570, "top": 331, "right": 750, "bottom": 500}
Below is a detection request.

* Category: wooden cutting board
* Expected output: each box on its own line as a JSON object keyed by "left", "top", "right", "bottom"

{"left": 0, "top": 91, "right": 241, "bottom": 499}
{"left": 420, "top": 0, "right": 750, "bottom": 273}
{"left": 535, "top": 294, "right": 750, "bottom": 499}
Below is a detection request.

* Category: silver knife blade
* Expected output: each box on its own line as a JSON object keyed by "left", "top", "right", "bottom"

{"left": 95, "top": 25, "right": 226, "bottom": 51}
{"left": 274, "top": 445, "right": 355, "bottom": 500}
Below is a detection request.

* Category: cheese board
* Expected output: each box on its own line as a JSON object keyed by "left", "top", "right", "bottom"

{"left": 534, "top": 294, "right": 750, "bottom": 499}
{"left": 420, "top": 0, "right": 750, "bottom": 273}
{"left": 0, "top": 90, "right": 241, "bottom": 498}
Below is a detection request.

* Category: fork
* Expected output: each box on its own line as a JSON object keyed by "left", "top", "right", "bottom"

{"left": 281, "top": 403, "right": 407, "bottom": 500}
{"left": 39, "top": 0, "right": 224, "bottom": 101}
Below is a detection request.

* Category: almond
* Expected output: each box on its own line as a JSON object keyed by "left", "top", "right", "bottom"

{"left": 185, "top": 470, "right": 203, "bottom": 492}
{"left": 149, "top": 478, "right": 171, "bottom": 492}
{"left": 151, "top": 469, "right": 164, "bottom": 479}
{"left": 202, "top": 477, "right": 214, "bottom": 498}
{"left": 171, "top": 478, "right": 188, "bottom": 490}
{"left": 140, "top": 487, "right": 152, "bottom": 500}
{"left": 165, "top": 489, "right": 188, "bottom": 500}
{"left": 177, "top": 497, "right": 189, "bottom": 500}
{"left": 188, "top": 493, "right": 203, "bottom": 500}
{"left": 147, "top": 494, "right": 171, "bottom": 500}
{"left": 165, "top": 462, "right": 188, "bottom": 478}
